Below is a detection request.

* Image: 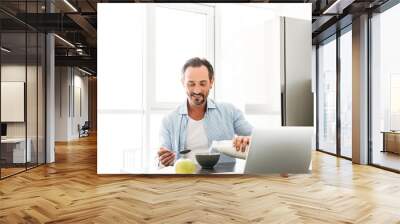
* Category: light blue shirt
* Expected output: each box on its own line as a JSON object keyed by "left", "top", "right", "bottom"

{"left": 159, "top": 98, "right": 253, "bottom": 163}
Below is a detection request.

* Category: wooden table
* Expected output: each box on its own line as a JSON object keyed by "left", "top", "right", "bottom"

{"left": 0, "top": 138, "right": 32, "bottom": 166}
{"left": 124, "top": 160, "right": 246, "bottom": 175}
{"left": 381, "top": 131, "right": 400, "bottom": 154}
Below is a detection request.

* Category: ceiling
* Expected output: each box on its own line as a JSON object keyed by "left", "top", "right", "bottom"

{"left": 0, "top": 0, "right": 394, "bottom": 75}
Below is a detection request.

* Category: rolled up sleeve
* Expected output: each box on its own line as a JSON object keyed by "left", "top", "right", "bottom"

{"left": 159, "top": 116, "right": 173, "bottom": 150}
{"left": 233, "top": 107, "right": 253, "bottom": 136}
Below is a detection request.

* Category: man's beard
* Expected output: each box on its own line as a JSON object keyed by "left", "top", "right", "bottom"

{"left": 190, "top": 93, "right": 206, "bottom": 105}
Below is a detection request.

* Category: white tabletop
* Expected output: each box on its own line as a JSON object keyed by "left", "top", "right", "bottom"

{"left": 1, "top": 138, "right": 28, "bottom": 144}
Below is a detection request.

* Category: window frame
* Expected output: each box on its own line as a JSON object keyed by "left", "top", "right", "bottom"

{"left": 315, "top": 24, "right": 353, "bottom": 161}
{"left": 146, "top": 3, "right": 215, "bottom": 111}
{"left": 213, "top": 4, "right": 281, "bottom": 116}
{"left": 142, "top": 4, "right": 215, "bottom": 167}
{"left": 389, "top": 73, "right": 400, "bottom": 130}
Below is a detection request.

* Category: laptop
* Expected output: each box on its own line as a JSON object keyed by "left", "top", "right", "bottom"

{"left": 243, "top": 127, "right": 313, "bottom": 174}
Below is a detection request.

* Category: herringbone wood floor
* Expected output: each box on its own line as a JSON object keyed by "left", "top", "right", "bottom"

{"left": 1, "top": 134, "right": 400, "bottom": 223}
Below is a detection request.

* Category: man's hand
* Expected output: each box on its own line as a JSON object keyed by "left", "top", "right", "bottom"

{"left": 233, "top": 136, "right": 251, "bottom": 152}
{"left": 158, "top": 147, "right": 176, "bottom": 166}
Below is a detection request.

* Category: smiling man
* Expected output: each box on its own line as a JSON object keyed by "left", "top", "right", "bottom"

{"left": 157, "top": 57, "right": 253, "bottom": 166}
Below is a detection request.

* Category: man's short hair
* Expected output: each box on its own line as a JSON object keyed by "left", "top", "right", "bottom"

{"left": 182, "top": 57, "right": 214, "bottom": 81}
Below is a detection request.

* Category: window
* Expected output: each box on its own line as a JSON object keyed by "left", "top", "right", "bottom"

{"left": 390, "top": 74, "right": 400, "bottom": 130}
{"left": 215, "top": 4, "right": 281, "bottom": 127}
{"left": 318, "top": 37, "right": 337, "bottom": 154}
{"left": 145, "top": 4, "right": 214, "bottom": 166}
{"left": 316, "top": 27, "right": 352, "bottom": 159}
{"left": 98, "top": 113, "right": 143, "bottom": 173}
{"left": 371, "top": 2, "right": 400, "bottom": 171}
{"left": 0, "top": 1, "right": 46, "bottom": 179}
{"left": 97, "top": 4, "right": 146, "bottom": 173}
{"left": 97, "top": 5, "right": 143, "bottom": 111}
{"left": 151, "top": 4, "right": 214, "bottom": 108}
{"left": 98, "top": 4, "right": 214, "bottom": 172}
{"left": 340, "top": 29, "right": 352, "bottom": 158}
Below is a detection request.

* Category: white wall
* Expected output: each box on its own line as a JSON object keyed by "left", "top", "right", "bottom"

{"left": 72, "top": 72, "right": 89, "bottom": 138}
{"left": 1, "top": 64, "right": 46, "bottom": 163}
{"left": 1, "top": 65, "right": 39, "bottom": 138}
{"left": 55, "top": 66, "right": 69, "bottom": 141}
{"left": 55, "top": 67, "right": 89, "bottom": 141}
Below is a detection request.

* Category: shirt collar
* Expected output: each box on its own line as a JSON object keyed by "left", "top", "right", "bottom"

{"left": 179, "top": 98, "right": 216, "bottom": 115}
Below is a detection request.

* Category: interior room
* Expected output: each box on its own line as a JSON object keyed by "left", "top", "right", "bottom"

{"left": 370, "top": 5, "right": 400, "bottom": 171}
{"left": 97, "top": 3, "right": 313, "bottom": 174}
{"left": 0, "top": 0, "right": 400, "bottom": 223}
{"left": 0, "top": 24, "right": 46, "bottom": 178}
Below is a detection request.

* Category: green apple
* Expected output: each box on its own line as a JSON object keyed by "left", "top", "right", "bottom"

{"left": 175, "top": 158, "right": 196, "bottom": 174}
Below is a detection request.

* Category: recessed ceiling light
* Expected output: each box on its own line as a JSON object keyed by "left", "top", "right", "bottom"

{"left": 323, "top": 0, "right": 354, "bottom": 15}
{"left": 77, "top": 67, "right": 93, "bottom": 76}
{"left": 54, "top": 34, "right": 75, "bottom": 48}
{"left": 1, "top": 47, "right": 11, "bottom": 53}
{"left": 63, "top": 0, "right": 78, "bottom": 12}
